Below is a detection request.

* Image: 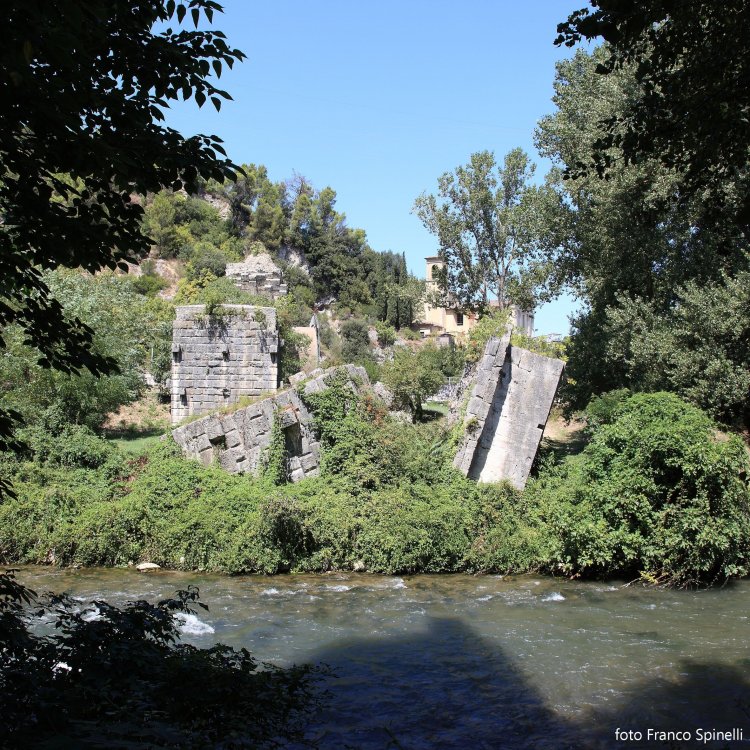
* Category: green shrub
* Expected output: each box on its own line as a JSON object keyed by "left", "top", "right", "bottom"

{"left": 2, "top": 390, "right": 747, "bottom": 587}
{"left": 340, "top": 318, "right": 372, "bottom": 363}
{"left": 131, "top": 272, "right": 168, "bottom": 297}
{"left": 583, "top": 388, "right": 632, "bottom": 431}
{"left": 526, "top": 392, "right": 750, "bottom": 585}
{"left": 374, "top": 321, "right": 396, "bottom": 347}
{"left": 185, "top": 242, "right": 231, "bottom": 280}
{"left": 25, "top": 425, "right": 118, "bottom": 469}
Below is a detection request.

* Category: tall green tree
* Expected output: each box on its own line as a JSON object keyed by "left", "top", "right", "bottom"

{"left": 224, "top": 163, "right": 288, "bottom": 250}
{"left": 0, "top": 0, "right": 244, "bottom": 450}
{"left": 413, "top": 149, "right": 564, "bottom": 312}
{"left": 382, "top": 345, "right": 445, "bottom": 423}
{"left": 557, "top": 0, "right": 750, "bottom": 235}
{"left": 536, "top": 34, "right": 750, "bottom": 424}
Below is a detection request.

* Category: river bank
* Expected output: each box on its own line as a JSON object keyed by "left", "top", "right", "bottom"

{"left": 3, "top": 390, "right": 749, "bottom": 588}
{"left": 16, "top": 565, "right": 750, "bottom": 749}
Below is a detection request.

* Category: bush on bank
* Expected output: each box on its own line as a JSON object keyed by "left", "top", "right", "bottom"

{"left": 0, "top": 388, "right": 748, "bottom": 586}
{"left": 525, "top": 392, "right": 750, "bottom": 586}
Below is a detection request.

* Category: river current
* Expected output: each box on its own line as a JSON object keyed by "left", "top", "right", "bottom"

{"left": 15, "top": 567, "right": 750, "bottom": 749}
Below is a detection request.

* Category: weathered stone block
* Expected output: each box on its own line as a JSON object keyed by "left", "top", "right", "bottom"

{"left": 453, "top": 334, "right": 564, "bottom": 489}
{"left": 172, "top": 365, "right": 370, "bottom": 483}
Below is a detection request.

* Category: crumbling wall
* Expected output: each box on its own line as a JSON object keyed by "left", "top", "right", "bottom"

{"left": 225, "top": 254, "right": 288, "bottom": 299}
{"left": 453, "top": 334, "right": 564, "bottom": 489}
{"left": 172, "top": 365, "right": 369, "bottom": 482}
{"left": 170, "top": 305, "right": 279, "bottom": 425}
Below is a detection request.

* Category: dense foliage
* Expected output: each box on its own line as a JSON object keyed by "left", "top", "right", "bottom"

{"left": 0, "top": 271, "right": 173, "bottom": 435}
{"left": 382, "top": 345, "right": 453, "bottom": 422}
{"left": 526, "top": 393, "right": 750, "bottom": 586}
{"left": 146, "top": 166, "right": 425, "bottom": 330}
{"left": 414, "top": 149, "right": 566, "bottom": 313}
{"left": 0, "top": 571, "right": 324, "bottom": 748}
{"left": 0, "top": 0, "right": 244, "bottom": 452}
{"left": 536, "top": 46, "right": 750, "bottom": 422}
{"left": 557, "top": 0, "right": 750, "bottom": 234}
{"left": 1, "top": 383, "right": 747, "bottom": 587}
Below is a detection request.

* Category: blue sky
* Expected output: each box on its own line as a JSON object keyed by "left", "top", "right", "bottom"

{"left": 164, "top": 0, "right": 588, "bottom": 334}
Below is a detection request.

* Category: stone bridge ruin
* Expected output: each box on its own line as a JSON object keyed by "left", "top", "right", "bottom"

{"left": 453, "top": 332, "right": 564, "bottom": 489}
{"left": 169, "top": 299, "right": 564, "bottom": 488}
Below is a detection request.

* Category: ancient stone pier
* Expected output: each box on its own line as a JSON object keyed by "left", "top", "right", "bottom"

{"left": 453, "top": 333, "right": 564, "bottom": 489}
{"left": 170, "top": 305, "right": 279, "bottom": 425}
{"left": 172, "top": 365, "right": 369, "bottom": 482}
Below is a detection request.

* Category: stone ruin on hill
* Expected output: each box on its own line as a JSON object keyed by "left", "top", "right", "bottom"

{"left": 172, "top": 365, "right": 368, "bottom": 482}
{"left": 225, "top": 253, "right": 287, "bottom": 299}
{"left": 453, "top": 332, "right": 565, "bottom": 489}
{"left": 170, "top": 305, "right": 279, "bottom": 425}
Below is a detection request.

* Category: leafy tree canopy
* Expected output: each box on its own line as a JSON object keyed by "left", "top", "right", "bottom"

{"left": 536, "top": 46, "right": 750, "bottom": 417}
{"left": 556, "top": 0, "right": 750, "bottom": 233}
{"left": 413, "top": 149, "right": 565, "bottom": 313}
{"left": 382, "top": 345, "right": 446, "bottom": 423}
{"left": 1, "top": 0, "right": 244, "bottom": 449}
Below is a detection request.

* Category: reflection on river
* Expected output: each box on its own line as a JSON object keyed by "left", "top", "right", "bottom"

{"left": 16, "top": 567, "right": 750, "bottom": 749}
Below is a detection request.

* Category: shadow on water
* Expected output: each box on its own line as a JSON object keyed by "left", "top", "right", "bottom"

{"left": 587, "top": 660, "right": 750, "bottom": 749}
{"left": 304, "top": 615, "right": 577, "bottom": 750}
{"left": 303, "top": 617, "right": 750, "bottom": 750}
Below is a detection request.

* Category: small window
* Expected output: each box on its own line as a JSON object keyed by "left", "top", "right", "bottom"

{"left": 456, "top": 312, "right": 464, "bottom": 326}
{"left": 179, "top": 392, "right": 188, "bottom": 406}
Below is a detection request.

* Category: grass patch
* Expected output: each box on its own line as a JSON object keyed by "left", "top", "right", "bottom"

{"left": 423, "top": 400, "right": 449, "bottom": 416}
{"left": 103, "top": 428, "right": 166, "bottom": 456}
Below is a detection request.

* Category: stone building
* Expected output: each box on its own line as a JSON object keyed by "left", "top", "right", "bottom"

{"left": 225, "top": 253, "right": 287, "bottom": 299}
{"left": 421, "top": 256, "right": 535, "bottom": 336}
{"left": 170, "top": 304, "right": 279, "bottom": 425}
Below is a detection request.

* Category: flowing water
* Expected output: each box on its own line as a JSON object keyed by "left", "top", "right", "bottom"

{"left": 15, "top": 567, "right": 750, "bottom": 749}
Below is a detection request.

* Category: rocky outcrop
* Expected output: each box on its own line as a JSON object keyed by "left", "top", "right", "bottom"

{"left": 453, "top": 334, "right": 564, "bottom": 489}
{"left": 172, "top": 365, "right": 369, "bottom": 482}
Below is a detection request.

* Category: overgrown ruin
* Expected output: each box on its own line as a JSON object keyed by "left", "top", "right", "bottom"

{"left": 172, "top": 365, "right": 369, "bottom": 481}
{"left": 170, "top": 305, "right": 279, "bottom": 425}
{"left": 225, "top": 254, "right": 288, "bottom": 299}
{"left": 453, "top": 332, "right": 565, "bottom": 489}
{"left": 169, "top": 300, "right": 563, "bottom": 488}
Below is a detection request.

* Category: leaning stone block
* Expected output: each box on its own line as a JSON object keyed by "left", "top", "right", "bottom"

{"left": 453, "top": 335, "right": 563, "bottom": 489}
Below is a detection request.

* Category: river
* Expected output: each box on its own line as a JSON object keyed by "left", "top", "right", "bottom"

{"left": 15, "top": 567, "right": 750, "bottom": 749}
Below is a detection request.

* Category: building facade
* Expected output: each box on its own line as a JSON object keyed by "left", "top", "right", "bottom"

{"left": 421, "top": 256, "right": 535, "bottom": 337}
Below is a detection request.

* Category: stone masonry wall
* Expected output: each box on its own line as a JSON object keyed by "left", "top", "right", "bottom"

{"left": 225, "top": 254, "right": 288, "bottom": 299}
{"left": 172, "top": 365, "right": 369, "bottom": 482}
{"left": 453, "top": 334, "right": 564, "bottom": 489}
{"left": 170, "top": 305, "right": 279, "bottom": 425}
